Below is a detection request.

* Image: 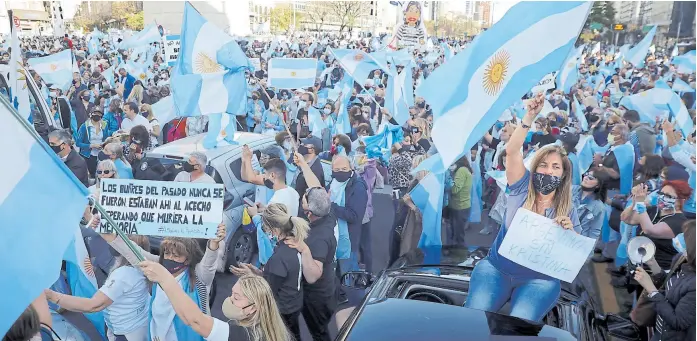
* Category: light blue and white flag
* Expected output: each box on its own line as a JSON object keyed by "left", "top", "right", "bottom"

{"left": 591, "top": 42, "right": 600, "bottom": 55}
{"left": 673, "top": 77, "right": 694, "bottom": 93}
{"left": 409, "top": 171, "right": 445, "bottom": 248}
{"left": 672, "top": 50, "right": 696, "bottom": 75}
{"left": 102, "top": 64, "right": 116, "bottom": 88}
{"left": 333, "top": 75, "right": 354, "bottom": 135}
{"left": 88, "top": 37, "right": 100, "bottom": 55}
{"left": 119, "top": 22, "right": 162, "bottom": 49}
{"left": 124, "top": 61, "right": 148, "bottom": 83}
{"left": 329, "top": 48, "right": 390, "bottom": 86}
{"left": 384, "top": 61, "right": 410, "bottom": 125}
{"left": 417, "top": 1, "right": 592, "bottom": 169}
{"left": 625, "top": 26, "right": 656, "bottom": 68}
{"left": 63, "top": 227, "right": 106, "bottom": 339}
{"left": 573, "top": 94, "right": 588, "bottom": 131}
{"left": 558, "top": 45, "right": 583, "bottom": 94}
{"left": 152, "top": 95, "right": 177, "bottom": 124}
{"left": 0, "top": 96, "right": 89, "bottom": 337}
{"left": 9, "top": 22, "right": 30, "bottom": 121}
{"left": 671, "top": 44, "right": 679, "bottom": 58}
{"left": 441, "top": 42, "right": 454, "bottom": 61}
{"left": 171, "top": 2, "right": 250, "bottom": 119}
{"left": 27, "top": 49, "right": 75, "bottom": 92}
{"left": 268, "top": 58, "right": 317, "bottom": 89}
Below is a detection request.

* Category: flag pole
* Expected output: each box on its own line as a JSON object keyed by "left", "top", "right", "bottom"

{"left": 92, "top": 200, "right": 145, "bottom": 262}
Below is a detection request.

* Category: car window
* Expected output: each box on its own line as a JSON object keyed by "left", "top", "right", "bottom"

{"left": 229, "top": 158, "right": 243, "bottom": 181}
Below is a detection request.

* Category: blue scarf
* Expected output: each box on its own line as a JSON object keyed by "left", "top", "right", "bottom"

{"left": 114, "top": 159, "right": 133, "bottom": 179}
{"left": 469, "top": 147, "right": 483, "bottom": 223}
{"left": 568, "top": 152, "right": 581, "bottom": 186}
{"left": 149, "top": 270, "right": 205, "bottom": 341}
{"left": 329, "top": 179, "right": 351, "bottom": 259}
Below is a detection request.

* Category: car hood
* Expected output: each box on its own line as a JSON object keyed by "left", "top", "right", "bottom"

{"left": 345, "top": 298, "right": 576, "bottom": 341}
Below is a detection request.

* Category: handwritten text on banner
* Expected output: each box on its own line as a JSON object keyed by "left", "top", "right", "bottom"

{"left": 499, "top": 208, "right": 595, "bottom": 283}
{"left": 98, "top": 179, "right": 224, "bottom": 239}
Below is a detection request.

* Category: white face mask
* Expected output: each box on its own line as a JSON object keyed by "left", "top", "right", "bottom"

{"left": 323, "top": 108, "right": 331, "bottom": 115}
{"left": 222, "top": 297, "right": 251, "bottom": 321}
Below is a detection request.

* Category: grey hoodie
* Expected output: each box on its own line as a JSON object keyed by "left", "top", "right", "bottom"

{"left": 632, "top": 123, "right": 656, "bottom": 157}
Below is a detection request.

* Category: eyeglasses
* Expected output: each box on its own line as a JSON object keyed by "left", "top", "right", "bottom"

{"left": 583, "top": 173, "right": 596, "bottom": 181}
{"left": 96, "top": 170, "right": 111, "bottom": 175}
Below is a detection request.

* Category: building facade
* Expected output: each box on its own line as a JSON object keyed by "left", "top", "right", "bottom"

{"left": 143, "top": 1, "right": 251, "bottom": 36}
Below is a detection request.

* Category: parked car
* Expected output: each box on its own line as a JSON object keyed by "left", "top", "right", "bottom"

{"left": 135, "top": 131, "right": 277, "bottom": 267}
{"left": 338, "top": 246, "right": 641, "bottom": 341}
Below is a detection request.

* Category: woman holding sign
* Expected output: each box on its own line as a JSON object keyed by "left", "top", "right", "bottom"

{"left": 464, "top": 92, "right": 580, "bottom": 322}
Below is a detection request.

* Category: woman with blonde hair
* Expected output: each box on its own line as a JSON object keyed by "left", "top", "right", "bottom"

{"left": 464, "top": 93, "right": 580, "bottom": 322}
{"left": 127, "top": 84, "right": 144, "bottom": 106}
{"left": 140, "top": 103, "right": 161, "bottom": 139}
{"left": 231, "top": 202, "right": 309, "bottom": 341}
{"left": 88, "top": 159, "right": 119, "bottom": 197}
{"left": 139, "top": 263, "right": 292, "bottom": 341}
{"left": 409, "top": 117, "right": 431, "bottom": 153}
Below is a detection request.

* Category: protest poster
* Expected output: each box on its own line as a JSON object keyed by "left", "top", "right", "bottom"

{"left": 499, "top": 208, "right": 595, "bottom": 283}
{"left": 249, "top": 57, "right": 261, "bottom": 71}
{"left": 531, "top": 72, "right": 557, "bottom": 94}
{"left": 98, "top": 179, "right": 224, "bottom": 239}
{"left": 164, "top": 35, "right": 181, "bottom": 66}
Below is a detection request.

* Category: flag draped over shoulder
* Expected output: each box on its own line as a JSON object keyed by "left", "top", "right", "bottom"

{"left": 0, "top": 96, "right": 89, "bottom": 337}
{"left": 416, "top": 2, "right": 592, "bottom": 170}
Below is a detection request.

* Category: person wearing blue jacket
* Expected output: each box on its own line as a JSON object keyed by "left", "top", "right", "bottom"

{"left": 76, "top": 109, "right": 115, "bottom": 177}
{"left": 247, "top": 91, "right": 267, "bottom": 132}
{"left": 118, "top": 68, "right": 136, "bottom": 100}
{"left": 253, "top": 99, "right": 285, "bottom": 135}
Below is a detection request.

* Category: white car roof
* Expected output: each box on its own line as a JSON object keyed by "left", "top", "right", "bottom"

{"left": 146, "top": 132, "right": 275, "bottom": 161}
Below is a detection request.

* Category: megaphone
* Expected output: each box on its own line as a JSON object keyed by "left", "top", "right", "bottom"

{"left": 627, "top": 236, "right": 656, "bottom": 265}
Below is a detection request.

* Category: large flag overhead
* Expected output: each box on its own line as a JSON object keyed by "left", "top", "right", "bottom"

{"left": 416, "top": 1, "right": 592, "bottom": 169}
{"left": 409, "top": 171, "right": 445, "bottom": 248}
{"left": 329, "top": 48, "right": 390, "bottom": 86}
{"left": 171, "top": 2, "right": 251, "bottom": 118}
{"left": 119, "top": 22, "right": 162, "bottom": 49}
{"left": 625, "top": 26, "right": 656, "bottom": 67}
{"left": 672, "top": 77, "right": 695, "bottom": 93}
{"left": 268, "top": 58, "right": 318, "bottom": 89}
{"left": 0, "top": 96, "right": 89, "bottom": 337}
{"left": 27, "top": 49, "right": 75, "bottom": 92}
{"left": 672, "top": 50, "right": 696, "bottom": 75}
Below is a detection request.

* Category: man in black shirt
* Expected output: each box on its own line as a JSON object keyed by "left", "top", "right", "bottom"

{"left": 294, "top": 138, "right": 326, "bottom": 208}
{"left": 286, "top": 188, "right": 338, "bottom": 341}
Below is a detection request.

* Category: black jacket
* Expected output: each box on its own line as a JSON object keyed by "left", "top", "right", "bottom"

{"left": 650, "top": 257, "right": 696, "bottom": 341}
{"left": 330, "top": 173, "right": 368, "bottom": 252}
{"left": 64, "top": 149, "right": 89, "bottom": 187}
{"left": 71, "top": 99, "right": 95, "bottom": 129}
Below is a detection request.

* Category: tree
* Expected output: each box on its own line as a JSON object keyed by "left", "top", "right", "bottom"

{"left": 304, "top": 3, "right": 332, "bottom": 32}
{"left": 126, "top": 12, "right": 144, "bottom": 30}
{"left": 586, "top": 1, "right": 616, "bottom": 30}
{"left": 70, "top": 1, "right": 140, "bottom": 30}
{"left": 329, "top": 1, "right": 370, "bottom": 34}
{"left": 270, "top": 4, "right": 303, "bottom": 33}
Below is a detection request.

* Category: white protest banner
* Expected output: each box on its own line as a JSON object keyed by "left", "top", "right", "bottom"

{"left": 98, "top": 179, "right": 224, "bottom": 239}
{"left": 164, "top": 35, "right": 180, "bottom": 66}
{"left": 499, "top": 208, "right": 595, "bottom": 283}
{"left": 531, "top": 72, "right": 557, "bottom": 94}
{"left": 249, "top": 57, "right": 261, "bottom": 71}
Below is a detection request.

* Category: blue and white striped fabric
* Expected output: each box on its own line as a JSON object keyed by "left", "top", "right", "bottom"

{"left": 673, "top": 77, "right": 694, "bottom": 93}
{"left": 27, "top": 49, "right": 75, "bottom": 92}
{"left": 333, "top": 75, "right": 354, "bottom": 135}
{"left": 0, "top": 97, "right": 89, "bottom": 337}
{"left": 573, "top": 94, "right": 588, "bottom": 131}
{"left": 384, "top": 61, "right": 411, "bottom": 125}
{"left": 268, "top": 58, "right": 317, "bottom": 89}
{"left": 102, "top": 65, "right": 116, "bottom": 88}
{"left": 409, "top": 171, "right": 445, "bottom": 248}
{"left": 576, "top": 135, "right": 608, "bottom": 174}
{"left": 171, "top": 2, "right": 250, "bottom": 119}
{"left": 152, "top": 95, "right": 177, "bottom": 126}
{"left": 119, "top": 22, "right": 162, "bottom": 49}
{"left": 362, "top": 123, "right": 403, "bottom": 163}
{"left": 590, "top": 42, "right": 600, "bottom": 55}
{"left": 329, "top": 48, "right": 390, "bottom": 86}
{"left": 88, "top": 37, "right": 100, "bottom": 55}
{"left": 672, "top": 51, "right": 696, "bottom": 75}
{"left": 620, "top": 86, "right": 693, "bottom": 136}
{"left": 558, "top": 45, "right": 583, "bottom": 94}
{"left": 417, "top": 2, "right": 591, "bottom": 170}
{"left": 123, "top": 61, "right": 148, "bottom": 83}
{"left": 625, "top": 26, "right": 656, "bottom": 68}
{"left": 64, "top": 227, "right": 106, "bottom": 339}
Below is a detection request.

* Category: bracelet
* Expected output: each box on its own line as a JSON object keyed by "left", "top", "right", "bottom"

{"left": 521, "top": 122, "right": 531, "bottom": 129}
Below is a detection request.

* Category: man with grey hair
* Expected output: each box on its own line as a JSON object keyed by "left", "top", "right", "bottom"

{"left": 49, "top": 129, "right": 89, "bottom": 186}
{"left": 174, "top": 151, "right": 215, "bottom": 183}
{"left": 286, "top": 187, "right": 338, "bottom": 341}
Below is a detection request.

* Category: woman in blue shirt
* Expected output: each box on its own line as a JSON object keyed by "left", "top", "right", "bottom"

{"left": 464, "top": 93, "right": 580, "bottom": 322}
{"left": 253, "top": 99, "right": 284, "bottom": 135}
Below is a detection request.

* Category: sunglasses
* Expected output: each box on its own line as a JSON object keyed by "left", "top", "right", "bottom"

{"left": 583, "top": 173, "right": 596, "bottom": 181}
{"left": 96, "top": 170, "right": 112, "bottom": 175}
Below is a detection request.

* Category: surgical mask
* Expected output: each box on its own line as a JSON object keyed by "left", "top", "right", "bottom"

{"left": 332, "top": 170, "right": 352, "bottom": 183}
{"left": 222, "top": 297, "right": 253, "bottom": 321}
{"left": 269, "top": 104, "right": 275, "bottom": 111}
{"left": 282, "top": 140, "right": 292, "bottom": 151}
{"left": 532, "top": 172, "right": 562, "bottom": 195}
{"left": 51, "top": 143, "right": 63, "bottom": 154}
{"left": 98, "top": 151, "right": 109, "bottom": 161}
{"left": 267, "top": 231, "right": 278, "bottom": 245}
{"left": 657, "top": 193, "right": 677, "bottom": 211}
{"left": 672, "top": 233, "right": 686, "bottom": 254}
{"left": 263, "top": 177, "right": 274, "bottom": 189}
{"left": 599, "top": 102, "right": 607, "bottom": 109}
{"left": 607, "top": 134, "right": 616, "bottom": 145}
{"left": 252, "top": 95, "right": 259, "bottom": 100}
{"left": 162, "top": 259, "right": 187, "bottom": 274}
{"left": 323, "top": 108, "right": 331, "bottom": 115}
{"left": 182, "top": 162, "right": 195, "bottom": 173}
{"left": 297, "top": 145, "right": 309, "bottom": 156}
{"left": 554, "top": 94, "right": 562, "bottom": 101}
{"left": 494, "top": 121, "right": 504, "bottom": 130}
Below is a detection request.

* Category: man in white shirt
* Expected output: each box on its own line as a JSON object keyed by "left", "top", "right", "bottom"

{"left": 120, "top": 101, "right": 152, "bottom": 133}
{"left": 174, "top": 151, "right": 217, "bottom": 184}
{"left": 239, "top": 145, "right": 299, "bottom": 216}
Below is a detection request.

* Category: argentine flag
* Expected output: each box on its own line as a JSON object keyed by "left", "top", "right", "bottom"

{"left": 329, "top": 48, "right": 390, "bottom": 86}
{"left": 409, "top": 171, "right": 445, "bottom": 248}
{"left": 0, "top": 96, "right": 89, "bottom": 337}
{"left": 625, "top": 26, "right": 656, "bottom": 68}
{"left": 673, "top": 77, "right": 694, "bottom": 93}
{"left": 672, "top": 50, "right": 696, "bottom": 75}
{"left": 384, "top": 61, "right": 411, "bottom": 125}
{"left": 268, "top": 58, "right": 318, "bottom": 89}
{"left": 171, "top": 2, "right": 250, "bottom": 118}
{"left": 334, "top": 75, "right": 354, "bottom": 135}
{"left": 417, "top": 1, "right": 592, "bottom": 169}
{"left": 102, "top": 65, "right": 116, "bottom": 88}
{"left": 27, "top": 49, "right": 75, "bottom": 92}
{"left": 119, "top": 22, "right": 162, "bottom": 49}
{"left": 558, "top": 45, "right": 583, "bottom": 94}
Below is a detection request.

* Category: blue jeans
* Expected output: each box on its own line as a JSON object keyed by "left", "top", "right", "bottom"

{"left": 464, "top": 258, "right": 561, "bottom": 322}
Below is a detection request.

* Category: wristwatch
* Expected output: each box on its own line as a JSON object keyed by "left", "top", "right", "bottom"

{"left": 521, "top": 122, "right": 531, "bottom": 129}
{"left": 648, "top": 291, "right": 659, "bottom": 298}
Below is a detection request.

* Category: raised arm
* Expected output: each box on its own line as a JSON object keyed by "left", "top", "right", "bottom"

{"left": 240, "top": 145, "right": 264, "bottom": 185}
{"left": 507, "top": 93, "right": 544, "bottom": 185}
{"left": 293, "top": 153, "right": 322, "bottom": 188}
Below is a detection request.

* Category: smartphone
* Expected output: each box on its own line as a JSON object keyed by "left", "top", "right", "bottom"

{"left": 242, "top": 197, "right": 254, "bottom": 207}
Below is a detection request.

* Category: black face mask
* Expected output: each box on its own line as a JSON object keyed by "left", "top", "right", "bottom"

{"left": 82, "top": 95, "right": 90, "bottom": 101}
{"left": 182, "top": 162, "right": 195, "bottom": 173}
{"left": 51, "top": 143, "right": 63, "bottom": 154}
{"left": 98, "top": 151, "right": 109, "bottom": 161}
{"left": 91, "top": 115, "right": 101, "bottom": 122}
{"left": 264, "top": 177, "right": 274, "bottom": 189}
{"left": 297, "top": 145, "right": 309, "bottom": 156}
{"left": 417, "top": 101, "right": 426, "bottom": 109}
{"left": 162, "top": 259, "right": 187, "bottom": 274}
{"left": 533, "top": 172, "right": 562, "bottom": 195}
{"left": 350, "top": 96, "right": 356, "bottom": 101}
{"left": 332, "top": 170, "right": 352, "bottom": 183}
{"left": 252, "top": 95, "right": 259, "bottom": 100}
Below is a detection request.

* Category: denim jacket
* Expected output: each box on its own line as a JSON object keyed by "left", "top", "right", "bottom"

{"left": 572, "top": 185, "right": 605, "bottom": 240}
